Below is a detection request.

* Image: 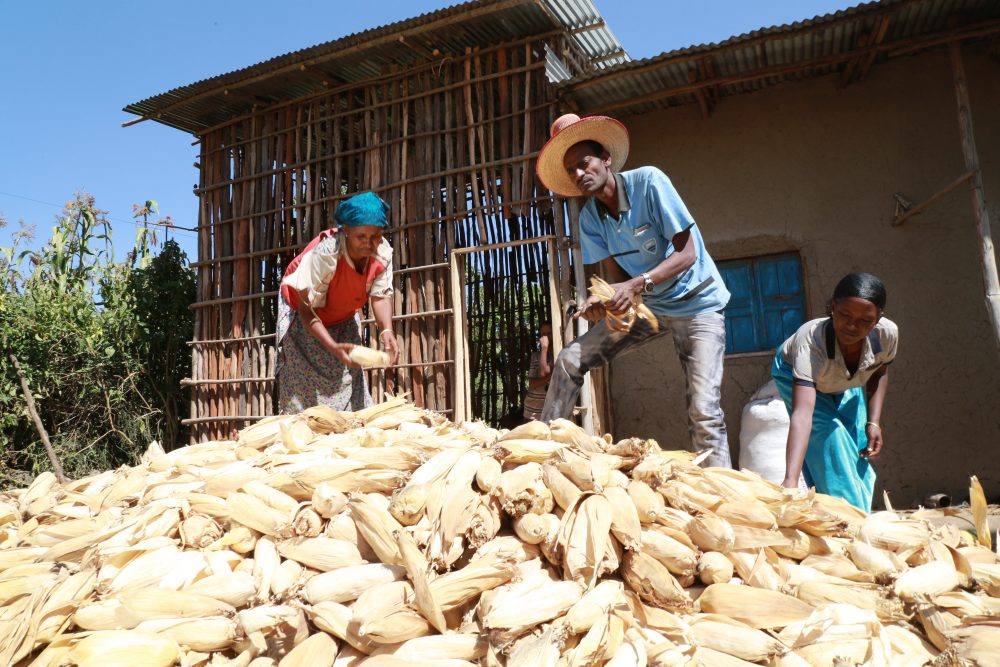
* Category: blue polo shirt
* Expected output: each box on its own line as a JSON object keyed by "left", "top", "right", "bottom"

{"left": 579, "top": 167, "right": 730, "bottom": 318}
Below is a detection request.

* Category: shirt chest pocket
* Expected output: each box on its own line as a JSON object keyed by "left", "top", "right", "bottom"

{"left": 632, "top": 223, "right": 661, "bottom": 256}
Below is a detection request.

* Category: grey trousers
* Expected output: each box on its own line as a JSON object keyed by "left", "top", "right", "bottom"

{"left": 540, "top": 310, "right": 732, "bottom": 468}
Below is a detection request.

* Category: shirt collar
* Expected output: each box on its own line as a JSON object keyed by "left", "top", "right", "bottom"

{"left": 594, "top": 173, "right": 631, "bottom": 220}
{"left": 824, "top": 318, "right": 880, "bottom": 370}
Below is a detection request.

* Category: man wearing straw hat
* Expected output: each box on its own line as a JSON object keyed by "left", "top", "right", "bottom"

{"left": 536, "top": 114, "right": 732, "bottom": 468}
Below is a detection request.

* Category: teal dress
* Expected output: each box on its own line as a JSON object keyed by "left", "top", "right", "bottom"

{"left": 771, "top": 352, "right": 875, "bottom": 511}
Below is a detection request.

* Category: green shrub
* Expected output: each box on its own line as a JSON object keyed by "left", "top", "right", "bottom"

{"left": 0, "top": 195, "right": 195, "bottom": 485}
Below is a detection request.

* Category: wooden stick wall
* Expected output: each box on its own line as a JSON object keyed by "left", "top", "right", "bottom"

{"left": 185, "top": 36, "right": 582, "bottom": 441}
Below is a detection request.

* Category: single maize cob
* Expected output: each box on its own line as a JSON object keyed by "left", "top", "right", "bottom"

{"left": 620, "top": 551, "right": 692, "bottom": 611}
{"left": 698, "top": 583, "right": 814, "bottom": 629}
{"left": 626, "top": 479, "right": 665, "bottom": 523}
{"left": 276, "top": 536, "right": 364, "bottom": 571}
{"left": 135, "top": 615, "right": 238, "bottom": 652}
{"left": 686, "top": 512, "right": 735, "bottom": 553}
{"left": 348, "top": 345, "right": 390, "bottom": 368}
{"left": 697, "top": 551, "right": 734, "bottom": 585}
{"left": 639, "top": 528, "right": 698, "bottom": 577}
{"left": 66, "top": 630, "right": 179, "bottom": 667}
{"left": 893, "top": 560, "right": 960, "bottom": 600}
{"left": 277, "top": 631, "right": 338, "bottom": 667}
{"left": 689, "top": 614, "right": 787, "bottom": 662}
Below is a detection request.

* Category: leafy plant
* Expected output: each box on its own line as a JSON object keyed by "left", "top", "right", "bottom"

{"left": 1, "top": 194, "right": 195, "bottom": 484}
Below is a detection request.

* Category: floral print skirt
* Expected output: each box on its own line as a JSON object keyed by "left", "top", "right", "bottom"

{"left": 275, "top": 305, "right": 372, "bottom": 415}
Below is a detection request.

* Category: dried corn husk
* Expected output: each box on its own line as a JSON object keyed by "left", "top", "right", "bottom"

{"left": 67, "top": 630, "right": 179, "bottom": 667}
{"left": 800, "top": 553, "right": 875, "bottom": 583}
{"left": 513, "top": 512, "right": 558, "bottom": 545}
{"left": 687, "top": 512, "right": 735, "bottom": 553}
{"left": 566, "top": 609, "right": 627, "bottom": 665}
{"left": 135, "top": 615, "right": 238, "bottom": 652}
{"left": 369, "top": 633, "right": 486, "bottom": 661}
{"left": 499, "top": 463, "right": 554, "bottom": 517}
{"left": 893, "top": 561, "right": 961, "bottom": 600}
{"left": 640, "top": 528, "right": 699, "bottom": 577}
{"left": 690, "top": 614, "right": 787, "bottom": 661}
{"left": 178, "top": 515, "right": 223, "bottom": 549}
{"left": 604, "top": 486, "right": 643, "bottom": 550}
{"left": 847, "top": 540, "right": 904, "bottom": 583}
{"left": 560, "top": 493, "right": 615, "bottom": 588}
{"left": 626, "top": 479, "right": 665, "bottom": 523}
{"left": 183, "top": 571, "right": 257, "bottom": 607}
{"left": 3, "top": 397, "right": 996, "bottom": 667}
{"left": 481, "top": 569, "right": 583, "bottom": 643}
{"left": 348, "top": 346, "right": 390, "bottom": 368}
{"left": 727, "top": 548, "right": 786, "bottom": 592}
{"left": 883, "top": 622, "right": 938, "bottom": 664}
{"left": 348, "top": 495, "right": 404, "bottom": 565}
{"left": 428, "top": 553, "right": 516, "bottom": 611}
{"left": 970, "top": 476, "right": 992, "bottom": 551}
{"left": 542, "top": 463, "right": 583, "bottom": 511}
{"left": 621, "top": 550, "right": 692, "bottom": 611}
{"left": 226, "top": 493, "right": 291, "bottom": 538}
{"left": 500, "top": 420, "right": 550, "bottom": 442}
{"left": 858, "top": 514, "right": 931, "bottom": 552}
{"left": 972, "top": 562, "right": 1000, "bottom": 597}
{"left": 276, "top": 630, "right": 338, "bottom": 667}
{"left": 311, "top": 484, "right": 349, "bottom": 518}
{"left": 794, "top": 580, "right": 904, "bottom": 622}
{"left": 698, "top": 551, "right": 734, "bottom": 585}
{"left": 588, "top": 275, "right": 659, "bottom": 332}
{"left": 388, "top": 483, "right": 429, "bottom": 526}
{"left": 951, "top": 624, "right": 1000, "bottom": 667}
{"left": 561, "top": 579, "right": 627, "bottom": 635}
{"left": 506, "top": 625, "right": 564, "bottom": 666}
{"left": 474, "top": 456, "right": 503, "bottom": 495}
{"left": 914, "top": 601, "right": 959, "bottom": 651}
{"left": 699, "top": 583, "right": 814, "bottom": 629}
{"left": 308, "top": 600, "right": 377, "bottom": 654}
{"left": 276, "top": 536, "right": 364, "bottom": 571}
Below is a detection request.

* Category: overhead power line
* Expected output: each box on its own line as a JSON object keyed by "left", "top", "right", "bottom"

{"left": 0, "top": 190, "right": 199, "bottom": 237}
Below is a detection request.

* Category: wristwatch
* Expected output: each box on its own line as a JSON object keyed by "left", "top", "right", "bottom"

{"left": 641, "top": 272, "right": 654, "bottom": 294}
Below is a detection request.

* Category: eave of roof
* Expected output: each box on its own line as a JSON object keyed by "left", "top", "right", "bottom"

{"left": 559, "top": 0, "right": 1000, "bottom": 117}
{"left": 123, "top": 0, "right": 627, "bottom": 135}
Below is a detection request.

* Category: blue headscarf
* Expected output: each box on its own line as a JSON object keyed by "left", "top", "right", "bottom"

{"left": 334, "top": 191, "right": 390, "bottom": 228}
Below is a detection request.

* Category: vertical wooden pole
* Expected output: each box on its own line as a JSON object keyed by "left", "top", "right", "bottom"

{"left": 450, "top": 251, "right": 470, "bottom": 422}
{"left": 566, "top": 199, "right": 597, "bottom": 436}
{"left": 949, "top": 41, "right": 1000, "bottom": 354}
{"left": 8, "top": 354, "right": 66, "bottom": 483}
{"left": 546, "top": 238, "right": 563, "bottom": 361}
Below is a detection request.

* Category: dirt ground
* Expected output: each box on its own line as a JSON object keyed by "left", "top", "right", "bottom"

{"left": 903, "top": 504, "right": 1000, "bottom": 536}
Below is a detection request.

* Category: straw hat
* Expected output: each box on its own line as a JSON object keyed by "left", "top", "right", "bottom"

{"left": 536, "top": 113, "right": 629, "bottom": 197}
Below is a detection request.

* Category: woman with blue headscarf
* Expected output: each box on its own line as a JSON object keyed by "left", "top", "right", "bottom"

{"left": 276, "top": 191, "right": 399, "bottom": 413}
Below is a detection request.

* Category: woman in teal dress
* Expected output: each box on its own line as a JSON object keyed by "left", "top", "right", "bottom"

{"left": 771, "top": 273, "right": 898, "bottom": 511}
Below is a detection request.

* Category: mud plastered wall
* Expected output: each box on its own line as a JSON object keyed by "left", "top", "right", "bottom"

{"left": 608, "top": 45, "right": 1000, "bottom": 506}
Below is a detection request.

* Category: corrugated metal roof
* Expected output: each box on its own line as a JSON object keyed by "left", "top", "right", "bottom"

{"left": 542, "top": 0, "right": 628, "bottom": 66}
{"left": 561, "top": 0, "right": 1000, "bottom": 117}
{"left": 123, "top": 0, "right": 627, "bottom": 135}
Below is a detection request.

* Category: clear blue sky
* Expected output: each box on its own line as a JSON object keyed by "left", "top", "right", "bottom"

{"left": 0, "top": 0, "right": 856, "bottom": 262}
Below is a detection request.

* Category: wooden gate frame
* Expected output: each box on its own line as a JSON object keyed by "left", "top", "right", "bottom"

{"left": 449, "top": 235, "right": 563, "bottom": 422}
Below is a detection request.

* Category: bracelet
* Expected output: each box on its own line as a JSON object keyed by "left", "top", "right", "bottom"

{"left": 378, "top": 329, "right": 394, "bottom": 341}
{"left": 866, "top": 421, "right": 880, "bottom": 429}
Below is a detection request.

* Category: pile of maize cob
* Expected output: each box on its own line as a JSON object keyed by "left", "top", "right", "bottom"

{"left": 1, "top": 396, "right": 998, "bottom": 666}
